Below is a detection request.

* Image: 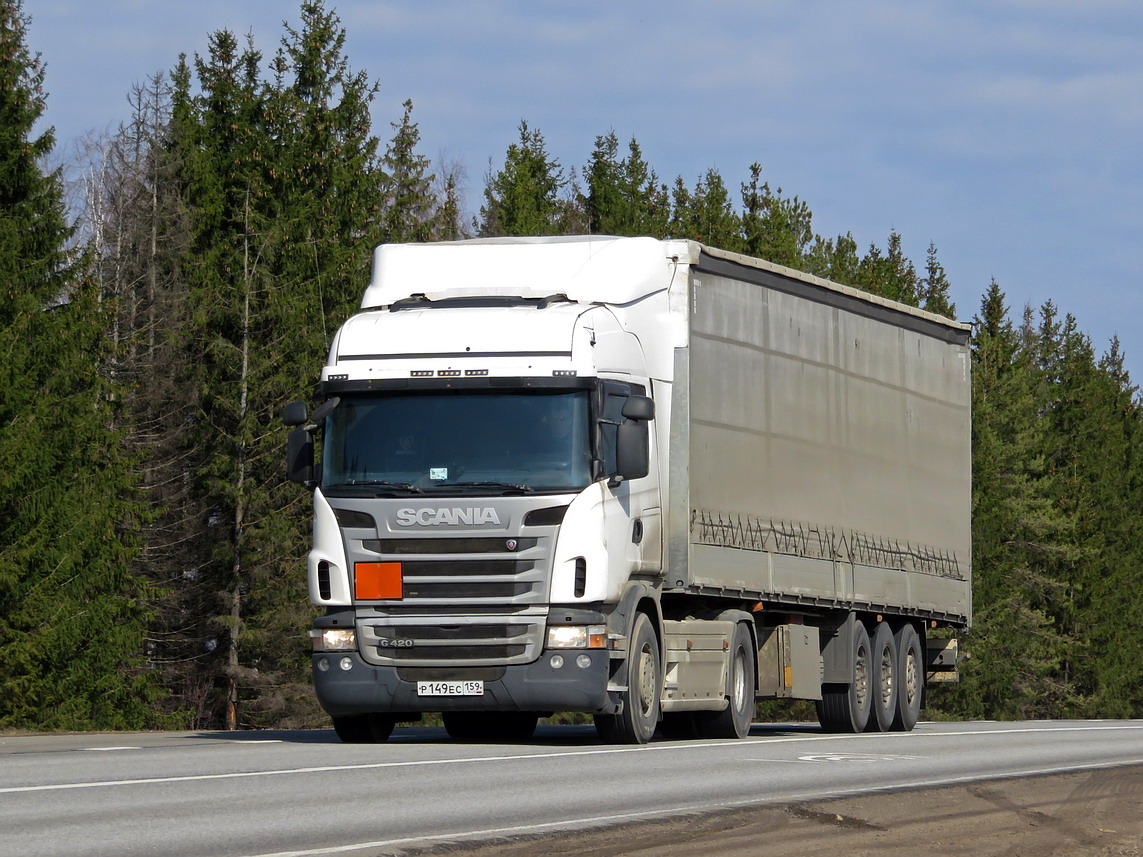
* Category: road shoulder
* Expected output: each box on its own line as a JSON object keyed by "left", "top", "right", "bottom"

{"left": 406, "top": 765, "right": 1143, "bottom": 857}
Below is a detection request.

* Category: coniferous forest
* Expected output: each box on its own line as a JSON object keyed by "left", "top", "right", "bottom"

{"left": 1, "top": 0, "right": 1140, "bottom": 731}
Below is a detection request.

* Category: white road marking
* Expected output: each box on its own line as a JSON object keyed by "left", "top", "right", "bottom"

{"left": 2, "top": 723, "right": 1141, "bottom": 795}
{"left": 796, "top": 752, "right": 925, "bottom": 762}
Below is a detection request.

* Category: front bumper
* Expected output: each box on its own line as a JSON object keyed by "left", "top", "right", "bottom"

{"left": 312, "top": 650, "right": 614, "bottom": 716}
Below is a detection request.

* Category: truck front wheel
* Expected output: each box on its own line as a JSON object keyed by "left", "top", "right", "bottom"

{"left": 594, "top": 612, "right": 660, "bottom": 744}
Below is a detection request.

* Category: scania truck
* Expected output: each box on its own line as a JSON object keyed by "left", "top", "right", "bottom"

{"left": 284, "top": 236, "right": 971, "bottom": 744}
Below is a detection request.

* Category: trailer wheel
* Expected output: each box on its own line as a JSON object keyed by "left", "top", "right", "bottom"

{"left": 594, "top": 612, "right": 660, "bottom": 744}
{"left": 816, "top": 620, "right": 871, "bottom": 733}
{"left": 891, "top": 623, "right": 923, "bottom": 731}
{"left": 865, "top": 622, "right": 898, "bottom": 732}
{"left": 332, "top": 713, "right": 395, "bottom": 743}
{"left": 697, "top": 623, "right": 755, "bottom": 739}
{"left": 443, "top": 711, "right": 538, "bottom": 741}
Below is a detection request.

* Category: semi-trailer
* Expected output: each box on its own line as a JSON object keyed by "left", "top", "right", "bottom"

{"left": 285, "top": 235, "right": 971, "bottom": 743}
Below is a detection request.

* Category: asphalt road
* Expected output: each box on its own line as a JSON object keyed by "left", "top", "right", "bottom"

{"left": 2, "top": 720, "right": 1142, "bottom": 857}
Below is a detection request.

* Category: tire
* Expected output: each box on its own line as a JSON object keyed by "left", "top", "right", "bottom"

{"left": 865, "top": 621, "right": 898, "bottom": 733}
{"left": 696, "top": 623, "right": 755, "bottom": 739}
{"left": 891, "top": 623, "right": 923, "bottom": 732}
{"left": 816, "top": 619, "right": 872, "bottom": 733}
{"left": 443, "top": 711, "right": 539, "bottom": 741}
{"left": 593, "top": 612, "right": 660, "bottom": 744}
{"left": 332, "top": 713, "right": 395, "bottom": 743}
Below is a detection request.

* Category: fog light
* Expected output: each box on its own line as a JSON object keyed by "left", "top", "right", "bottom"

{"left": 549, "top": 654, "right": 565, "bottom": 669}
{"left": 317, "top": 657, "right": 330, "bottom": 672}
{"left": 339, "top": 657, "right": 353, "bottom": 671}
{"left": 576, "top": 654, "right": 592, "bottom": 669}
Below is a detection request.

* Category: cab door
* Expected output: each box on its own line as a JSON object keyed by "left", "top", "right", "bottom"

{"left": 597, "top": 381, "right": 662, "bottom": 575}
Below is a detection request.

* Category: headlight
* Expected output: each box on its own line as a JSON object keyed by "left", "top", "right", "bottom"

{"left": 546, "top": 625, "right": 607, "bottom": 649}
{"left": 309, "top": 628, "right": 357, "bottom": 652}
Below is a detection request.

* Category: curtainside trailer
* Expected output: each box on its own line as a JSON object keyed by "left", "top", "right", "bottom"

{"left": 285, "top": 236, "right": 971, "bottom": 743}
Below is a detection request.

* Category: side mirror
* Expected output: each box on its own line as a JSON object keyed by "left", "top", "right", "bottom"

{"left": 621, "top": 395, "right": 654, "bottom": 421}
{"left": 284, "top": 401, "right": 308, "bottom": 427}
{"left": 287, "top": 427, "right": 315, "bottom": 486}
{"left": 283, "top": 399, "right": 333, "bottom": 488}
{"left": 614, "top": 396, "right": 653, "bottom": 482}
{"left": 615, "top": 420, "right": 649, "bottom": 480}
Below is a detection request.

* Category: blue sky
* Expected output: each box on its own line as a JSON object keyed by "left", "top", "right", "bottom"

{"left": 28, "top": 1, "right": 1143, "bottom": 384}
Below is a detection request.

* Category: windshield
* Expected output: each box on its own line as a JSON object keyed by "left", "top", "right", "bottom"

{"left": 321, "top": 390, "right": 592, "bottom": 496}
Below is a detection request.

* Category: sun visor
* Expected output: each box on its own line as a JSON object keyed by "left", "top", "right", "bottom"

{"left": 362, "top": 236, "right": 684, "bottom": 309}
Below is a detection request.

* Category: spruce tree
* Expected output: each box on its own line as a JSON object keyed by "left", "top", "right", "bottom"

{"left": 919, "top": 241, "right": 955, "bottom": 318}
{"left": 1038, "top": 321, "right": 1143, "bottom": 716}
{"left": 933, "top": 282, "right": 1080, "bottom": 719}
{"left": 669, "top": 168, "right": 741, "bottom": 250}
{"left": 585, "top": 132, "right": 668, "bottom": 237}
{"left": 0, "top": 0, "right": 167, "bottom": 729}
{"left": 168, "top": 29, "right": 270, "bottom": 729}
{"left": 430, "top": 166, "right": 465, "bottom": 241}
{"left": 856, "top": 230, "right": 918, "bottom": 305}
{"left": 378, "top": 99, "right": 438, "bottom": 243}
{"left": 1083, "top": 341, "right": 1143, "bottom": 716}
{"left": 585, "top": 131, "right": 622, "bottom": 234}
{"left": 739, "top": 162, "right": 813, "bottom": 268}
{"left": 376, "top": 97, "right": 467, "bottom": 242}
{"left": 479, "top": 121, "right": 565, "bottom": 236}
{"left": 804, "top": 232, "right": 860, "bottom": 285}
{"left": 164, "top": 0, "right": 386, "bottom": 728}
{"left": 618, "top": 138, "right": 670, "bottom": 237}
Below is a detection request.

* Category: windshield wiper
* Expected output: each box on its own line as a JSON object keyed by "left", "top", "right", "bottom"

{"left": 431, "top": 481, "right": 534, "bottom": 495}
{"left": 325, "top": 480, "right": 423, "bottom": 495}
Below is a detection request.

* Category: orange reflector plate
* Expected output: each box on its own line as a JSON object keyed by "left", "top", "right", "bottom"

{"left": 354, "top": 562, "right": 403, "bottom": 600}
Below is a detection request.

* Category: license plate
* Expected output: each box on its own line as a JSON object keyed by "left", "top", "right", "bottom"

{"left": 416, "top": 680, "right": 484, "bottom": 697}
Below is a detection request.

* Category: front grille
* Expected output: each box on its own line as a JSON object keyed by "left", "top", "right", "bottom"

{"left": 403, "top": 581, "right": 532, "bottom": 599}
{"left": 374, "top": 624, "right": 529, "bottom": 641}
{"left": 366, "top": 538, "right": 538, "bottom": 554}
{"left": 400, "top": 560, "right": 533, "bottom": 577}
{"left": 358, "top": 616, "right": 544, "bottom": 667}
{"left": 381, "top": 644, "right": 529, "bottom": 661}
{"left": 374, "top": 604, "right": 532, "bottom": 616}
{"left": 355, "top": 540, "right": 547, "bottom": 605}
{"left": 352, "top": 530, "right": 551, "bottom": 665}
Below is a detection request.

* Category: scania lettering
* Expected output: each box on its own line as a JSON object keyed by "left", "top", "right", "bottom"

{"left": 394, "top": 507, "right": 502, "bottom": 527}
{"left": 285, "top": 236, "right": 971, "bottom": 745}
